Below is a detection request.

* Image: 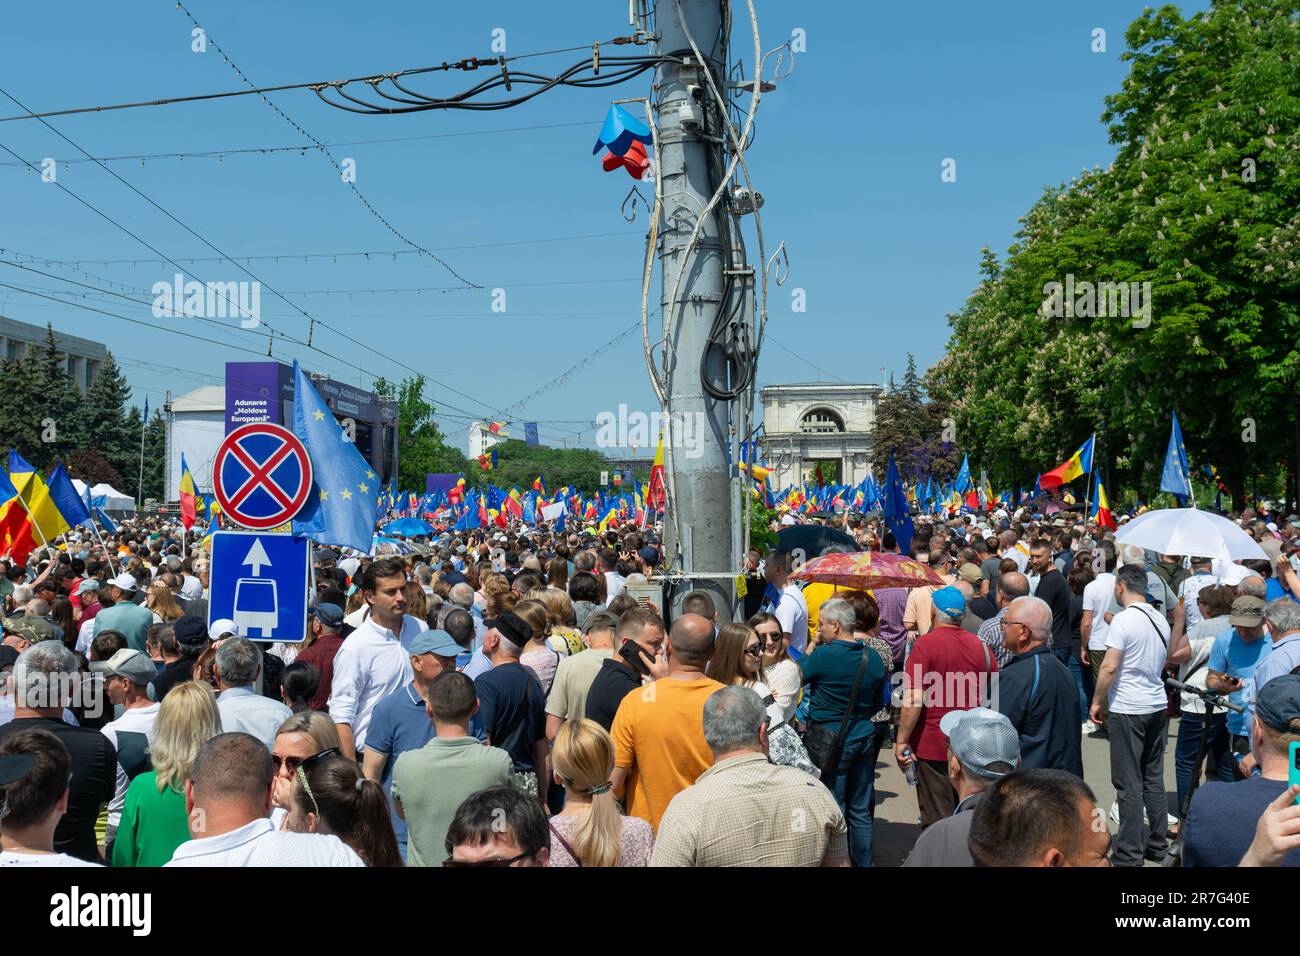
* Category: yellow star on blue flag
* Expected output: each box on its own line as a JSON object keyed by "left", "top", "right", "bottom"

{"left": 291, "top": 360, "right": 378, "bottom": 552}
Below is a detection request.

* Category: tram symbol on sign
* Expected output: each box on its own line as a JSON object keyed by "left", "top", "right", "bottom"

{"left": 233, "top": 538, "right": 278, "bottom": 638}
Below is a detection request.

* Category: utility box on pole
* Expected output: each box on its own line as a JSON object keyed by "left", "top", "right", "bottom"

{"left": 655, "top": 0, "right": 736, "bottom": 621}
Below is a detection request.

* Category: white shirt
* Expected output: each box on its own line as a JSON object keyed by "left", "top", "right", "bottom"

{"left": 1104, "top": 603, "right": 1171, "bottom": 715}
{"left": 75, "top": 616, "right": 96, "bottom": 654}
{"left": 100, "top": 702, "right": 161, "bottom": 829}
{"left": 1180, "top": 615, "right": 1232, "bottom": 715}
{"left": 604, "top": 571, "right": 627, "bottom": 602}
{"left": 166, "top": 817, "right": 365, "bottom": 867}
{"left": 765, "top": 658, "right": 803, "bottom": 723}
{"left": 1005, "top": 546, "right": 1030, "bottom": 574}
{"left": 328, "top": 615, "right": 417, "bottom": 751}
{"left": 217, "top": 687, "right": 292, "bottom": 750}
{"left": 1082, "top": 573, "right": 1117, "bottom": 651}
{"left": 768, "top": 584, "right": 809, "bottom": 654}
{"left": 0, "top": 851, "right": 101, "bottom": 867}
{"left": 1178, "top": 572, "right": 1220, "bottom": 631}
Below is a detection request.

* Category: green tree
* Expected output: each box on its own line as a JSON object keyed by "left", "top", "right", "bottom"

{"left": 870, "top": 353, "right": 959, "bottom": 484}
{"left": 34, "top": 325, "right": 85, "bottom": 468}
{"left": 474, "top": 439, "right": 610, "bottom": 494}
{"left": 0, "top": 349, "right": 43, "bottom": 458}
{"left": 930, "top": 0, "right": 1300, "bottom": 505}
{"left": 81, "top": 352, "right": 135, "bottom": 479}
{"left": 373, "top": 375, "right": 469, "bottom": 489}
{"left": 140, "top": 409, "right": 166, "bottom": 502}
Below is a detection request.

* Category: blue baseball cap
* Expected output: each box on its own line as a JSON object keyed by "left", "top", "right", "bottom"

{"left": 931, "top": 585, "right": 966, "bottom": 619}
{"left": 408, "top": 629, "right": 463, "bottom": 657}
{"left": 310, "top": 603, "right": 344, "bottom": 628}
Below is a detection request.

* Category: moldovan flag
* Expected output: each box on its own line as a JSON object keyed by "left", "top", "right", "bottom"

{"left": 1040, "top": 435, "right": 1095, "bottom": 488}
{"left": 1090, "top": 472, "right": 1116, "bottom": 531}
{"left": 179, "top": 453, "right": 198, "bottom": 531}
{"left": 0, "top": 470, "right": 38, "bottom": 564}
{"left": 646, "top": 431, "right": 666, "bottom": 510}
{"left": 7, "top": 451, "right": 69, "bottom": 542}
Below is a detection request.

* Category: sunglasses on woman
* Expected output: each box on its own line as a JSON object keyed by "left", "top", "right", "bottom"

{"left": 743, "top": 644, "right": 763, "bottom": 658}
{"left": 756, "top": 632, "right": 783, "bottom": 647}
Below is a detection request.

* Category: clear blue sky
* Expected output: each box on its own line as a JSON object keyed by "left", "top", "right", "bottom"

{"left": 0, "top": 0, "right": 1206, "bottom": 454}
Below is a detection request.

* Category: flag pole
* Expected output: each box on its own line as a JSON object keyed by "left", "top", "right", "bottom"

{"left": 1082, "top": 434, "right": 1096, "bottom": 527}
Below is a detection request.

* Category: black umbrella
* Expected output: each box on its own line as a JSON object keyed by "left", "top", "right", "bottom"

{"left": 777, "top": 524, "right": 857, "bottom": 560}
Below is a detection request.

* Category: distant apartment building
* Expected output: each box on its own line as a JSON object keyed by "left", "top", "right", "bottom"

{"left": 0, "top": 315, "right": 107, "bottom": 392}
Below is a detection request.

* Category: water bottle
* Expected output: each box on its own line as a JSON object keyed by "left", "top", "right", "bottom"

{"left": 901, "top": 747, "right": 918, "bottom": 786}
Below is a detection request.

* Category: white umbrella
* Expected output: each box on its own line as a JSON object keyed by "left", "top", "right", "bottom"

{"left": 1115, "top": 508, "right": 1266, "bottom": 561}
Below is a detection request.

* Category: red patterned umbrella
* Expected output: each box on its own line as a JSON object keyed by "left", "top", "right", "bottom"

{"left": 789, "top": 551, "right": 945, "bottom": 590}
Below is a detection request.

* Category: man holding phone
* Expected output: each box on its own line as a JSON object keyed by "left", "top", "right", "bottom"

{"left": 583, "top": 608, "right": 668, "bottom": 732}
{"left": 1206, "top": 596, "right": 1272, "bottom": 771}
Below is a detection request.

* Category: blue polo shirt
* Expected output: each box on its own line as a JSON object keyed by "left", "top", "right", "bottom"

{"left": 1207, "top": 629, "right": 1272, "bottom": 735}
{"left": 1266, "top": 578, "right": 1300, "bottom": 605}
{"left": 366, "top": 682, "right": 437, "bottom": 848}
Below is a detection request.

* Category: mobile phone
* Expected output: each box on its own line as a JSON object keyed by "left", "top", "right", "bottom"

{"left": 1290, "top": 742, "right": 1300, "bottom": 804}
{"left": 619, "top": 639, "right": 652, "bottom": 677}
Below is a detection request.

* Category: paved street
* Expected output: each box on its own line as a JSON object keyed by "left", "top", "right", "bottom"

{"left": 873, "top": 717, "right": 1183, "bottom": 867}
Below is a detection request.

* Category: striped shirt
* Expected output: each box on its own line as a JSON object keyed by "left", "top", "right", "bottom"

{"left": 977, "top": 608, "right": 1015, "bottom": 669}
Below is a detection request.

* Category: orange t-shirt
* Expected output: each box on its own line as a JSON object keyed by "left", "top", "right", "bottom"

{"left": 611, "top": 675, "right": 724, "bottom": 832}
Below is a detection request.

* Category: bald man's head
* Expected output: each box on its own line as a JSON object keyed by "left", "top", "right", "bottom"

{"left": 668, "top": 613, "right": 716, "bottom": 669}
{"left": 998, "top": 571, "right": 1030, "bottom": 604}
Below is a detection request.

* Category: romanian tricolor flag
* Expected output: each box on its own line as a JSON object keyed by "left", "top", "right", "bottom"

{"left": 597, "top": 504, "right": 618, "bottom": 532}
{"left": 532, "top": 475, "right": 546, "bottom": 496}
{"left": 478, "top": 449, "right": 498, "bottom": 471}
{"left": 1040, "top": 435, "right": 1095, "bottom": 488}
{"left": 1090, "top": 472, "right": 1116, "bottom": 530}
{"left": 646, "top": 431, "right": 666, "bottom": 511}
{"left": 179, "top": 453, "right": 198, "bottom": 531}
{"left": 8, "top": 451, "right": 69, "bottom": 543}
{"left": 486, "top": 422, "right": 507, "bottom": 436}
{"left": 0, "top": 470, "right": 38, "bottom": 564}
{"left": 504, "top": 486, "right": 524, "bottom": 520}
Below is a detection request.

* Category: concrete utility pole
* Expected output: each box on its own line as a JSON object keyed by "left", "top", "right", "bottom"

{"left": 655, "top": 0, "right": 735, "bottom": 618}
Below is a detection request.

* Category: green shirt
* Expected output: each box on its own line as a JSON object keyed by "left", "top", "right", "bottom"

{"left": 94, "top": 603, "right": 154, "bottom": 653}
{"left": 799, "top": 639, "right": 887, "bottom": 746}
{"left": 113, "top": 771, "right": 192, "bottom": 867}
{"left": 391, "top": 735, "right": 512, "bottom": 867}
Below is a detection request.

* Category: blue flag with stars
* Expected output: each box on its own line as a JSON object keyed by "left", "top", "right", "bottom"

{"left": 291, "top": 361, "right": 378, "bottom": 553}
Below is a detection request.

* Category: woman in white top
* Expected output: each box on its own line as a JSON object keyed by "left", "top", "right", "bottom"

{"left": 707, "top": 622, "right": 784, "bottom": 728}
{"left": 753, "top": 612, "right": 801, "bottom": 724}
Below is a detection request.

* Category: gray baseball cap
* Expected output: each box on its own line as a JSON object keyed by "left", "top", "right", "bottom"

{"left": 939, "top": 708, "right": 1021, "bottom": 779}
{"left": 89, "top": 648, "right": 157, "bottom": 686}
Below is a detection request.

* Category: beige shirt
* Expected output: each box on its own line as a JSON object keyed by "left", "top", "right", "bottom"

{"left": 649, "top": 752, "right": 847, "bottom": 867}
{"left": 545, "top": 648, "right": 615, "bottom": 721}
{"left": 903, "top": 574, "right": 957, "bottom": 637}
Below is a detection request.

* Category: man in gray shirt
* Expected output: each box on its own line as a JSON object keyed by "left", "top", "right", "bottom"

{"left": 903, "top": 708, "right": 1021, "bottom": 867}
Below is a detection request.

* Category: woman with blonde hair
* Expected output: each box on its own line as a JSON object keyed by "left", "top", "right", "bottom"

{"left": 112, "top": 682, "right": 222, "bottom": 866}
{"left": 526, "top": 587, "right": 585, "bottom": 655}
{"left": 516, "top": 600, "right": 565, "bottom": 695}
{"left": 548, "top": 718, "right": 654, "bottom": 867}
{"left": 145, "top": 582, "right": 185, "bottom": 624}
{"left": 270, "top": 711, "right": 342, "bottom": 819}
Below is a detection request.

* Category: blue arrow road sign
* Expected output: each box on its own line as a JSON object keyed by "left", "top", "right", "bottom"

{"left": 208, "top": 531, "right": 310, "bottom": 643}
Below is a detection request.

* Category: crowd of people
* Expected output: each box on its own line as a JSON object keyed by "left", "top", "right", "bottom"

{"left": 2, "top": 499, "right": 1300, "bottom": 868}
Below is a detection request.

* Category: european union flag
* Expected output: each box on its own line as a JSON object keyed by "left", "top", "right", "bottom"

{"left": 291, "top": 361, "right": 379, "bottom": 553}
{"left": 882, "top": 451, "right": 915, "bottom": 555}
{"left": 1160, "top": 410, "right": 1193, "bottom": 505}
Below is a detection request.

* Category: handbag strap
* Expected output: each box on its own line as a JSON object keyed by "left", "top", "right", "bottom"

{"left": 829, "top": 643, "right": 873, "bottom": 748}
{"left": 548, "top": 820, "right": 582, "bottom": 867}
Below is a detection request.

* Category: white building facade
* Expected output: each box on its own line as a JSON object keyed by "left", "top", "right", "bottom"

{"left": 758, "top": 382, "right": 883, "bottom": 491}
